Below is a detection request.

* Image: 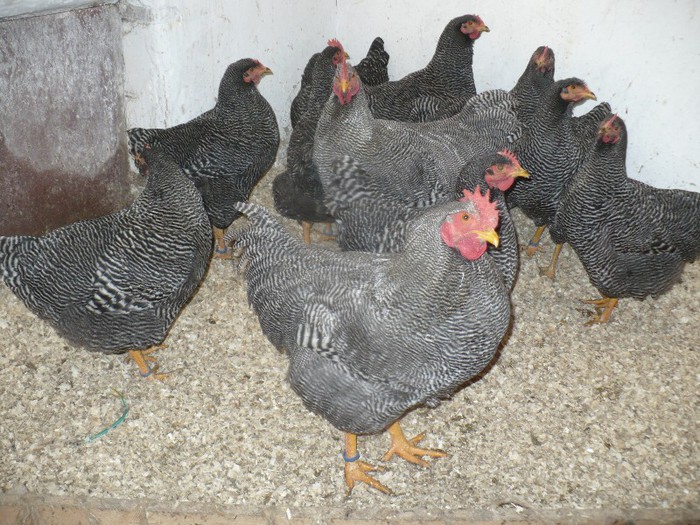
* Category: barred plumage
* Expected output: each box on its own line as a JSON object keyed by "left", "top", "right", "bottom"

{"left": 233, "top": 199, "right": 510, "bottom": 436}
{"left": 550, "top": 115, "right": 700, "bottom": 306}
{"left": 0, "top": 148, "right": 212, "bottom": 354}
{"left": 354, "top": 37, "right": 390, "bottom": 87}
{"left": 364, "top": 14, "right": 489, "bottom": 122}
{"left": 325, "top": 153, "right": 522, "bottom": 291}
{"left": 508, "top": 78, "right": 601, "bottom": 229}
{"left": 127, "top": 58, "right": 280, "bottom": 235}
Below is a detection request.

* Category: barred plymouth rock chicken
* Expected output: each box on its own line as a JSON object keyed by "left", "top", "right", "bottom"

{"left": 550, "top": 115, "right": 700, "bottom": 324}
{"left": 232, "top": 191, "right": 509, "bottom": 494}
{"left": 277, "top": 41, "right": 348, "bottom": 242}
{"left": 364, "top": 14, "right": 490, "bottom": 122}
{"left": 510, "top": 46, "right": 555, "bottom": 127}
{"left": 314, "top": 62, "right": 521, "bottom": 210}
{"left": 128, "top": 58, "right": 280, "bottom": 257}
{"left": 325, "top": 152, "right": 527, "bottom": 291}
{"left": 0, "top": 148, "right": 212, "bottom": 378}
{"left": 290, "top": 40, "right": 348, "bottom": 130}
{"left": 507, "top": 77, "right": 602, "bottom": 267}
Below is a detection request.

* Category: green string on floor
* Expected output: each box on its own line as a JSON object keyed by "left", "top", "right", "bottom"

{"left": 84, "top": 389, "right": 129, "bottom": 444}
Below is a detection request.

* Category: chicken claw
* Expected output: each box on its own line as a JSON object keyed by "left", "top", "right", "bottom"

{"left": 382, "top": 421, "right": 447, "bottom": 467}
{"left": 539, "top": 243, "right": 563, "bottom": 280}
{"left": 343, "top": 433, "right": 391, "bottom": 495}
{"left": 582, "top": 296, "right": 619, "bottom": 325}
{"left": 128, "top": 345, "right": 169, "bottom": 380}
{"left": 213, "top": 227, "right": 233, "bottom": 259}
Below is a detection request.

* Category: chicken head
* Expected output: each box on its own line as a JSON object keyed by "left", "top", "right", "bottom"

{"left": 560, "top": 79, "right": 597, "bottom": 103}
{"left": 327, "top": 38, "right": 349, "bottom": 65}
{"left": 243, "top": 60, "right": 273, "bottom": 85}
{"left": 460, "top": 15, "right": 490, "bottom": 40}
{"left": 484, "top": 149, "right": 530, "bottom": 192}
{"left": 441, "top": 187, "right": 500, "bottom": 261}
{"left": 598, "top": 114, "right": 623, "bottom": 144}
{"left": 333, "top": 61, "right": 361, "bottom": 106}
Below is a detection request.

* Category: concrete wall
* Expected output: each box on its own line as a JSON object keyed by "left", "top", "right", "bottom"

{"left": 0, "top": 5, "right": 132, "bottom": 236}
{"left": 120, "top": 0, "right": 699, "bottom": 192}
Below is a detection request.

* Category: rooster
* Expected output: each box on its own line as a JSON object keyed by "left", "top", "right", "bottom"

{"left": 232, "top": 188, "right": 509, "bottom": 494}
{"left": 128, "top": 58, "right": 280, "bottom": 258}
{"left": 550, "top": 115, "right": 700, "bottom": 323}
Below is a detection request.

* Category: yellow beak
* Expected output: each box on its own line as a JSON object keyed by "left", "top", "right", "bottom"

{"left": 340, "top": 79, "right": 349, "bottom": 93}
{"left": 583, "top": 90, "right": 597, "bottom": 101}
{"left": 475, "top": 229, "right": 500, "bottom": 248}
{"left": 512, "top": 167, "right": 530, "bottom": 179}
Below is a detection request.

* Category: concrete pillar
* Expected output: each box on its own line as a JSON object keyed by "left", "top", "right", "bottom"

{"left": 0, "top": 5, "right": 132, "bottom": 236}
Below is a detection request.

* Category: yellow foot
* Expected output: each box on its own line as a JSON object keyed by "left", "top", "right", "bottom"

{"left": 344, "top": 458, "right": 392, "bottom": 495}
{"left": 538, "top": 265, "right": 556, "bottom": 280}
{"left": 581, "top": 297, "right": 619, "bottom": 325}
{"left": 127, "top": 347, "right": 169, "bottom": 380}
{"left": 524, "top": 242, "right": 541, "bottom": 257}
{"left": 524, "top": 225, "right": 547, "bottom": 257}
{"left": 382, "top": 422, "right": 447, "bottom": 467}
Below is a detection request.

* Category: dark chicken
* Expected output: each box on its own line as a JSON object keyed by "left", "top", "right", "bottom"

{"left": 325, "top": 151, "right": 528, "bottom": 291}
{"left": 550, "top": 115, "right": 700, "bottom": 323}
{"left": 276, "top": 41, "right": 348, "bottom": 243}
{"left": 314, "top": 62, "right": 521, "bottom": 210}
{"left": 233, "top": 190, "right": 509, "bottom": 494}
{"left": 365, "top": 14, "right": 489, "bottom": 122}
{"left": 510, "top": 46, "right": 555, "bottom": 127}
{"left": 508, "top": 78, "right": 599, "bottom": 261}
{"left": 128, "top": 58, "right": 280, "bottom": 257}
{"left": 0, "top": 148, "right": 212, "bottom": 378}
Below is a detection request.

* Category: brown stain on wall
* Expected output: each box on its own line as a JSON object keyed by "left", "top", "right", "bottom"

{"left": 0, "top": 134, "right": 133, "bottom": 236}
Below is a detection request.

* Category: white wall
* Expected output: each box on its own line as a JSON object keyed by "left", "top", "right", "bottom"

{"left": 122, "top": 0, "right": 700, "bottom": 191}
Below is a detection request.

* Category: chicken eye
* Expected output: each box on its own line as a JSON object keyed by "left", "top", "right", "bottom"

{"left": 243, "top": 72, "right": 250, "bottom": 78}
{"left": 461, "top": 213, "right": 470, "bottom": 221}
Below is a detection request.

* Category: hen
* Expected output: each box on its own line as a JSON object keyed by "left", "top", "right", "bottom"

{"left": 365, "top": 14, "right": 489, "bottom": 122}
{"left": 507, "top": 78, "right": 600, "bottom": 264}
{"left": 289, "top": 40, "right": 348, "bottom": 130}
{"left": 325, "top": 152, "right": 528, "bottom": 291}
{"left": 128, "top": 58, "right": 280, "bottom": 257}
{"left": 510, "top": 46, "right": 555, "bottom": 127}
{"left": 0, "top": 148, "right": 212, "bottom": 378}
{"left": 276, "top": 41, "right": 348, "bottom": 243}
{"left": 314, "top": 62, "right": 521, "bottom": 210}
{"left": 233, "top": 189, "right": 509, "bottom": 494}
{"left": 550, "top": 115, "right": 700, "bottom": 323}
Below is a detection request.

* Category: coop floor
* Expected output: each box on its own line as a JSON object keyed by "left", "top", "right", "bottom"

{"left": 0, "top": 168, "right": 698, "bottom": 524}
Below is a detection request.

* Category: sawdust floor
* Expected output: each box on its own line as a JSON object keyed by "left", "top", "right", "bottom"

{"left": 0, "top": 168, "right": 698, "bottom": 523}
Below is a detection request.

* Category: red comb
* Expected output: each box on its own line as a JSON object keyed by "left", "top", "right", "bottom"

{"left": 327, "top": 38, "right": 344, "bottom": 52}
{"left": 497, "top": 149, "right": 520, "bottom": 167}
{"left": 459, "top": 186, "right": 499, "bottom": 226}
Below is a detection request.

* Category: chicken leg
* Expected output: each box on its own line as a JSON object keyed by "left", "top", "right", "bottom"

{"left": 128, "top": 345, "right": 168, "bottom": 380}
{"left": 582, "top": 296, "right": 619, "bottom": 325}
{"left": 343, "top": 433, "right": 391, "bottom": 495}
{"left": 382, "top": 421, "right": 447, "bottom": 467}
{"left": 525, "top": 225, "right": 547, "bottom": 257}
{"left": 213, "top": 227, "right": 233, "bottom": 259}
{"left": 539, "top": 243, "right": 563, "bottom": 280}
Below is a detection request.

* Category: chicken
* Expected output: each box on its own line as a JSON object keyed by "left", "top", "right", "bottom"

{"left": 289, "top": 40, "right": 348, "bottom": 130}
{"left": 232, "top": 189, "right": 509, "bottom": 494}
{"left": 364, "top": 14, "right": 489, "bottom": 122}
{"left": 354, "top": 36, "right": 390, "bottom": 87}
{"left": 314, "top": 62, "right": 521, "bottom": 211}
{"left": 507, "top": 77, "right": 601, "bottom": 262}
{"left": 276, "top": 41, "right": 348, "bottom": 243}
{"left": 549, "top": 115, "right": 700, "bottom": 324}
{"left": 510, "top": 46, "right": 555, "bottom": 127}
{"left": 127, "top": 58, "right": 280, "bottom": 257}
{"left": 325, "top": 151, "right": 528, "bottom": 291}
{"left": 0, "top": 147, "right": 212, "bottom": 378}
